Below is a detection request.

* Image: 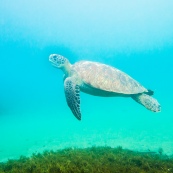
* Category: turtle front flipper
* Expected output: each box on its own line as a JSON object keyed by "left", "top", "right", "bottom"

{"left": 64, "top": 77, "right": 81, "bottom": 120}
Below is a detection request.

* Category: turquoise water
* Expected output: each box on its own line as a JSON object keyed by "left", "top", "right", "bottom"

{"left": 0, "top": 0, "right": 173, "bottom": 162}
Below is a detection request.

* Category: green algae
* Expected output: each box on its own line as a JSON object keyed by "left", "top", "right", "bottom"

{"left": 0, "top": 146, "right": 173, "bottom": 173}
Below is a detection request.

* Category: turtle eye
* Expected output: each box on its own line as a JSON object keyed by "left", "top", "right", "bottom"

{"left": 52, "top": 55, "right": 58, "bottom": 61}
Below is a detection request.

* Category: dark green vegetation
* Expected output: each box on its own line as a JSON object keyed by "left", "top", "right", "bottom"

{"left": 0, "top": 146, "right": 173, "bottom": 173}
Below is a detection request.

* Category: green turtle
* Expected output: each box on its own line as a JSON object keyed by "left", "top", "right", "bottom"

{"left": 49, "top": 54, "right": 161, "bottom": 120}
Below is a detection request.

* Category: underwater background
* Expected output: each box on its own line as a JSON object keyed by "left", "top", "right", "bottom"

{"left": 0, "top": 0, "right": 173, "bottom": 162}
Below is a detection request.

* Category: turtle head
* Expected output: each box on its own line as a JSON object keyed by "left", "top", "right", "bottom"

{"left": 49, "top": 54, "right": 68, "bottom": 68}
{"left": 49, "top": 54, "right": 72, "bottom": 74}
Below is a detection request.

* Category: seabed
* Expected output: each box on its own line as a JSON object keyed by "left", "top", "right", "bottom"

{"left": 0, "top": 146, "right": 173, "bottom": 173}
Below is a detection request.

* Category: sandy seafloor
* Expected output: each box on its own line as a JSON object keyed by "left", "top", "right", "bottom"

{"left": 0, "top": 0, "right": 173, "bottom": 163}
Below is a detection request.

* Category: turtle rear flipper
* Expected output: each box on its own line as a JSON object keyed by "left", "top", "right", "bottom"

{"left": 132, "top": 94, "right": 161, "bottom": 112}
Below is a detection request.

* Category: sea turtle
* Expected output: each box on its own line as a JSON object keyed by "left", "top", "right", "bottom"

{"left": 49, "top": 54, "right": 161, "bottom": 120}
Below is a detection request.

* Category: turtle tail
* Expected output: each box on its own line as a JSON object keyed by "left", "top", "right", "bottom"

{"left": 146, "top": 89, "right": 154, "bottom": 96}
{"left": 131, "top": 93, "right": 161, "bottom": 112}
